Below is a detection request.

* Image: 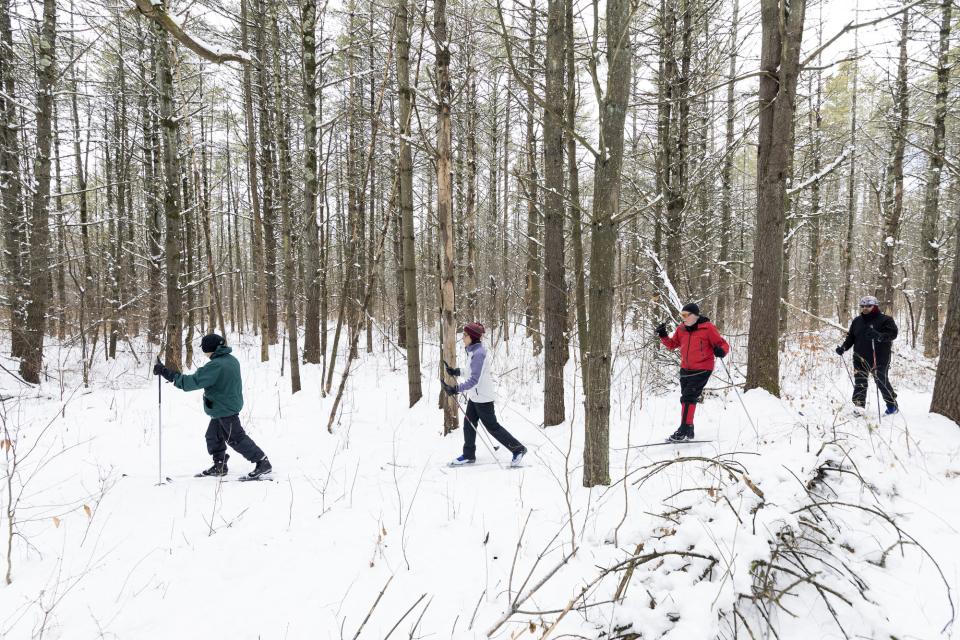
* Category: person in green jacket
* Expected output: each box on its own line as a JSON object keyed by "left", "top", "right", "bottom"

{"left": 153, "top": 334, "right": 272, "bottom": 479}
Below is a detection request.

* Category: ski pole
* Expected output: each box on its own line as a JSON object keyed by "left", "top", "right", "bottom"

{"left": 837, "top": 351, "right": 855, "bottom": 388}
{"left": 720, "top": 358, "right": 759, "bottom": 439}
{"left": 453, "top": 397, "right": 504, "bottom": 469}
{"left": 156, "top": 356, "right": 163, "bottom": 486}
{"left": 871, "top": 336, "right": 883, "bottom": 423}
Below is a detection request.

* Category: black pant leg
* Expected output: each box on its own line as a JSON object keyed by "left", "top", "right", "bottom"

{"left": 679, "top": 369, "right": 711, "bottom": 404}
{"left": 852, "top": 355, "right": 869, "bottom": 405}
{"left": 205, "top": 418, "right": 228, "bottom": 461}
{"left": 462, "top": 400, "right": 479, "bottom": 459}
{"left": 874, "top": 363, "right": 897, "bottom": 406}
{"left": 218, "top": 415, "right": 266, "bottom": 463}
{"left": 474, "top": 402, "right": 523, "bottom": 454}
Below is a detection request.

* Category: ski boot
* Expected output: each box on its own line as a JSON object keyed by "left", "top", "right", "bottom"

{"left": 198, "top": 454, "right": 229, "bottom": 477}
{"left": 668, "top": 425, "right": 695, "bottom": 442}
{"left": 246, "top": 457, "right": 273, "bottom": 480}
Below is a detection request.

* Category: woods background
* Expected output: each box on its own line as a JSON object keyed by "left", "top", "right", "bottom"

{"left": 1, "top": 0, "right": 959, "bottom": 486}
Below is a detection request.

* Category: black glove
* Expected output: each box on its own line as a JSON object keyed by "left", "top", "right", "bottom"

{"left": 153, "top": 358, "right": 177, "bottom": 382}
{"left": 713, "top": 345, "right": 726, "bottom": 358}
{"left": 443, "top": 359, "right": 461, "bottom": 377}
{"left": 440, "top": 381, "right": 458, "bottom": 396}
{"left": 835, "top": 346, "right": 845, "bottom": 356}
{"left": 656, "top": 322, "right": 668, "bottom": 338}
{"left": 865, "top": 327, "right": 882, "bottom": 341}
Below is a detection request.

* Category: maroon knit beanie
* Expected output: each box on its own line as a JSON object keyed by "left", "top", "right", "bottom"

{"left": 464, "top": 322, "right": 485, "bottom": 342}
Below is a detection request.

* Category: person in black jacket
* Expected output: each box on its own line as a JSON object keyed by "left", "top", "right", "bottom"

{"left": 835, "top": 295, "right": 898, "bottom": 414}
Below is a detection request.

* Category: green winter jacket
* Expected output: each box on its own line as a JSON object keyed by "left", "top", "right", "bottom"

{"left": 173, "top": 345, "right": 244, "bottom": 418}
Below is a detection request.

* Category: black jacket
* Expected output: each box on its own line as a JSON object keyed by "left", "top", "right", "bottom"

{"left": 840, "top": 309, "right": 898, "bottom": 367}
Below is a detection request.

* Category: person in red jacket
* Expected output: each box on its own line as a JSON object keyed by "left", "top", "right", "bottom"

{"left": 656, "top": 303, "right": 730, "bottom": 441}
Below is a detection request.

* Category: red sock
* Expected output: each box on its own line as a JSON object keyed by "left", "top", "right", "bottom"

{"left": 680, "top": 403, "right": 696, "bottom": 426}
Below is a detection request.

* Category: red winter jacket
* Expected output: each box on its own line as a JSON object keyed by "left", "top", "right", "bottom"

{"left": 659, "top": 316, "right": 729, "bottom": 371}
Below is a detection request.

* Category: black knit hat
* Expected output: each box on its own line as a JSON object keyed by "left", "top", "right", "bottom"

{"left": 681, "top": 303, "right": 700, "bottom": 316}
{"left": 200, "top": 333, "right": 226, "bottom": 354}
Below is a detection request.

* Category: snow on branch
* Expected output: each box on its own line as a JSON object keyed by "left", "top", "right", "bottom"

{"left": 787, "top": 145, "right": 852, "bottom": 196}
{"left": 132, "top": 0, "right": 251, "bottom": 65}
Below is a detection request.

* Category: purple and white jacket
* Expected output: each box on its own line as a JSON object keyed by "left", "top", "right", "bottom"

{"left": 456, "top": 341, "right": 496, "bottom": 403}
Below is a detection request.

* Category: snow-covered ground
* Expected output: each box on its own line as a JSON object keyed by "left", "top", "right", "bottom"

{"left": 0, "top": 330, "right": 957, "bottom": 639}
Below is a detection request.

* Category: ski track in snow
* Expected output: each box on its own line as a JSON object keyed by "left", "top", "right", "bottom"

{"left": 0, "top": 333, "right": 958, "bottom": 639}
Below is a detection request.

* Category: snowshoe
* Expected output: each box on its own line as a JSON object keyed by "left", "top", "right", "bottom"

{"left": 884, "top": 404, "right": 899, "bottom": 416}
{"left": 667, "top": 426, "right": 694, "bottom": 442}
{"left": 448, "top": 455, "right": 476, "bottom": 467}
{"left": 244, "top": 457, "right": 272, "bottom": 480}
{"left": 196, "top": 454, "right": 229, "bottom": 478}
{"left": 511, "top": 447, "right": 527, "bottom": 467}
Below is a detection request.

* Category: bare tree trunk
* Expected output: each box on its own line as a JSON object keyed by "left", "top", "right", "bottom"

{"left": 879, "top": 8, "right": 909, "bottom": 315}
{"left": 20, "top": 0, "right": 56, "bottom": 383}
{"left": 543, "top": 0, "right": 566, "bottom": 427}
{"left": 715, "top": 0, "right": 738, "bottom": 328}
{"left": 0, "top": 0, "right": 25, "bottom": 359}
{"left": 744, "top": 0, "right": 806, "bottom": 396}
{"left": 930, "top": 225, "right": 960, "bottom": 422}
{"left": 523, "top": 0, "right": 542, "bottom": 355}
{"left": 840, "top": 29, "right": 858, "bottom": 325}
{"left": 255, "top": 0, "right": 279, "bottom": 346}
{"left": 241, "top": 0, "right": 269, "bottom": 362}
{"left": 921, "top": 0, "right": 951, "bottom": 357}
{"left": 805, "top": 60, "right": 823, "bottom": 322}
{"left": 301, "top": 0, "right": 322, "bottom": 364}
{"left": 270, "top": 2, "right": 299, "bottom": 392}
{"left": 566, "top": 0, "right": 586, "bottom": 376}
{"left": 436, "top": 0, "right": 458, "bottom": 433}
{"left": 397, "top": 0, "right": 422, "bottom": 406}
{"left": 583, "top": 0, "right": 631, "bottom": 488}
{"left": 154, "top": 14, "right": 186, "bottom": 370}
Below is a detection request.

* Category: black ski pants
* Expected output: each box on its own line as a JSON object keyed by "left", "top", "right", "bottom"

{"left": 852, "top": 354, "right": 897, "bottom": 407}
{"left": 678, "top": 368, "right": 711, "bottom": 426}
{"left": 205, "top": 414, "right": 265, "bottom": 463}
{"left": 462, "top": 400, "right": 524, "bottom": 460}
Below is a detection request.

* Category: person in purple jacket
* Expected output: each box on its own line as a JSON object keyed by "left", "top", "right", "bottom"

{"left": 441, "top": 322, "right": 527, "bottom": 467}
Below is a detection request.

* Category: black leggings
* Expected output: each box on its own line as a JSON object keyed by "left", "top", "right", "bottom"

{"left": 462, "top": 400, "right": 524, "bottom": 459}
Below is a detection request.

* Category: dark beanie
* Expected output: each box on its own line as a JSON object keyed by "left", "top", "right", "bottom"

{"left": 681, "top": 303, "right": 700, "bottom": 316}
{"left": 201, "top": 333, "right": 226, "bottom": 354}
{"left": 463, "top": 322, "right": 485, "bottom": 342}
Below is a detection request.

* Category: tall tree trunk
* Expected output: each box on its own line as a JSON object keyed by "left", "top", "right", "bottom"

{"left": 583, "top": 0, "right": 631, "bottom": 488}
{"left": 302, "top": 0, "right": 322, "bottom": 364}
{"left": 241, "top": 0, "right": 269, "bottom": 362}
{"left": 715, "top": 0, "right": 738, "bottom": 327}
{"left": 567, "top": 0, "right": 586, "bottom": 379}
{"left": 255, "top": 0, "right": 279, "bottom": 345}
{"left": 921, "top": 0, "right": 951, "bottom": 357}
{"left": 744, "top": 0, "right": 806, "bottom": 396}
{"left": 805, "top": 61, "right": 823, "bottom": 321}
{"left": 523, "top": 0, "right": 543, "bottom": 355}
{"left": 840, "top": 29, "right": 859, "bottom": 325}
{"left": 0, "top": 0, "right": 25, "bottom": 359}
{"left": 272, "top": 2, "right": 300, "bottom": 393}
{"left": 543, "top": 0, "right": 566, "bottom": 427}
{"left": 879, "top": 8, "right": 909, "bottom": 315}
{"left": 436, "top": 0, "right": 458, "bottom": 433}
{"left": 930, "top": 225, "right": 960, "bottom": 423}
{"left": 397, "top": 0, "right": 422, "bottom": 406}
{"left": 20, "top": 0, "right": 56, "bottom": 383}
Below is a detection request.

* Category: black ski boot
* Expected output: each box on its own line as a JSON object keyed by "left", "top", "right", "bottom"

{"left": 246, "top": 456, "right": 272, "bottom": 480}
{"left": 668, "top": 425, "right": 694, "bottom": 442}
{"left": 198, "top": 454, "right": 229, "bottom": 477}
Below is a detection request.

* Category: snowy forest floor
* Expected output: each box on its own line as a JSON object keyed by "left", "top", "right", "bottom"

{"left": 0, "top": 329, "right": 958, "bottom": 640}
